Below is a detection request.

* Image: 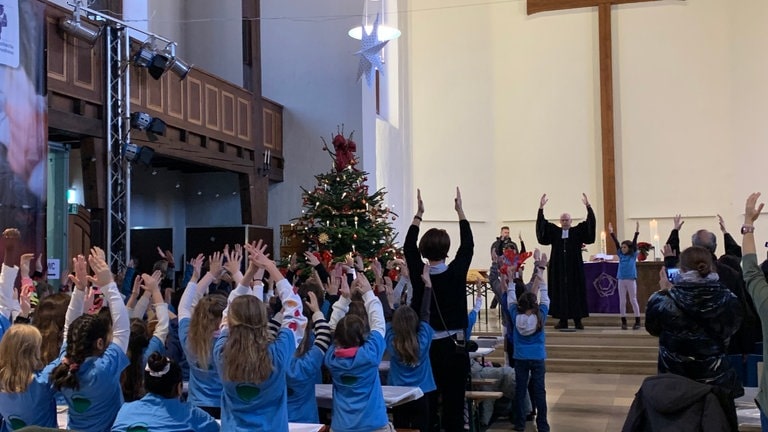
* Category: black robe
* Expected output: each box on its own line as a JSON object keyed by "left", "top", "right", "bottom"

{"left": 536, "top": 206, "right": 596, "bottom": 320}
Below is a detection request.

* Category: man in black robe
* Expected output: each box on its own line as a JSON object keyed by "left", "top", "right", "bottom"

{"left": 536, "top": 193, "right": 596, "bottom": 329}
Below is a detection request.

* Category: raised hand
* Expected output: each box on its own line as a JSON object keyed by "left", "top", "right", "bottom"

{"left": 91, "top": 246, "right": 106, "bottom": 263}
{"left": 208, "top": 251, "right": 224, "bottom": 280}
{"left": 18, "top": 283, "right": 33, "bottom": 317}
{"left": 673, "top": 214, "right": 684, "bottom": 231}
{"left": 539, "top": 194, "right": 548, "bottom": 209}
{"left": 69, "top": 255, "right": 88, "bottom": 291}
{"left": 745, "top": 193, "right": 764, "bottom": 224}
{"left": 87, "top": 251, "right": 113, "bottom": 287}
{"left": 582, "top": 193, "right": 590, "bottom": 207}
{"left": 539, "top": 252, "right": 548, "bottom": 268}
{"left": 454, "top": 187, "right": 463, "bottom": 212}
{"left": 635, "top": 221, "right": 640, "bottom": 233}
{"left": 20, "top": 253, "right": 34, "bottom": 277}
{"left": 352, "top": 274, "right": 373, "bottom": 295}
{"left": 304, "top": 251, "right": 320, "bottom": 267}
{"left": 189, "top": 253, "right": 204, "bottom": 283}
{"left": 371, "top": 259, "right": 383, "bottom": 281}
{"left": 339, "top": 273, "right": 351, "bottom": 299}
{"left": 417, "top": 188, "right": 424, "bottom": 216}
{"left": 717, "top": 214, "right": 727, "bottom": 233}
{"left": 661, "top": 243, "right": 675, "bottom": 258}
{"left": 659, "top": 267, "right": 673, "bottom": 291}
{"left": 354, "top": 254, "right": 365, "bottom": 272}
{"left": 421, "top": 263, "right": 432, "bottom": 288}
{"left": 131, "top": 272, "right": 142, "bottom": 297}
{"left": 305, "top": 291, "right": 320, "bottom": 313}
{"left": 223, "top": 244, "right": 243, "bottom": 276}
{"left": 608, "top": 222, "right": 614, "bottom": 234}
{"left": 35, "top": 253, "right": 43, "bottom": 274}
{"left": 533, "top": 248, "right": 541, "bottom": 263}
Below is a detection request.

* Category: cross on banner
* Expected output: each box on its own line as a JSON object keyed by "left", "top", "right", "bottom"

{"left": 527, "top": 0, "right": 676, "bottom": 253}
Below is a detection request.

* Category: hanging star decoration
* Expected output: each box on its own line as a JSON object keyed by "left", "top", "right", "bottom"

{"left": 355, "top": 14, "right": 388, "bottom": 86}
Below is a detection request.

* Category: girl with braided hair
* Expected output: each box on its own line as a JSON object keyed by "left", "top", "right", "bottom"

{"left": 111, "top": 352, "right": 219, "bottom": 432}
{"left": 49, "top": 249, "right": 130, "bottom": 432}
{"left": 214, "top": 241, "right": 307, "bottom": 431}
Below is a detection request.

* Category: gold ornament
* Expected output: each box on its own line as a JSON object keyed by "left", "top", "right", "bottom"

{"left": 318, "top": 233, "right": 330, "bottom": 244}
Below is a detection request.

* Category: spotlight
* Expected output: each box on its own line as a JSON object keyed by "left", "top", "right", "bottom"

{"left": 133, "top": 43, "right": 156, "bottom": 68}
{"left": 122, "top": 142, "right": 155, "bottom": 166}
{"left": 133, "top": 39, "right": 170, "bottom": 81}
{"left": 148, "top": 53, "right": 171, "bottom": 80}
{"left": 168, "top": 57, "right": 192, "bottom": 80}
{"left": 130, "top": 112, "right": 167, "bottom": 142}
{"left": 59, "top": 16, "right": 103, "bottom": 45}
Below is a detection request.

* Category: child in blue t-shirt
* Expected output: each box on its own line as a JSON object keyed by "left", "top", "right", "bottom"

{"left": 112, "top": 352, "right": 219, "bottom": 432}
{"left": 608, "top": 222, "right": 641, "bottom": 330}
{"left": 50, "top": 250, "right": 131, "bottom": 432}
{"left": 214, "top": 243, "right": 307, "bottom": 432}
{"left": 178, "top": 252, "right": 225, "bottom": 417}
{"left": 385, "top": 264, "right": 435, "bottom": 432}
{"left": 325, "top": 272, "right": 391, "bottom": 432}
{"left": 287, "top": 284, "right": 332, "bottom": 424}
{"left": 507, "top": 258, "right": 550, "bottom": 432}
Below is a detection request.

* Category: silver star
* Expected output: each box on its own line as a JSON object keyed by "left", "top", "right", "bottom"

{"left": 355, "top": 14, "right": 389, "bottom": 86}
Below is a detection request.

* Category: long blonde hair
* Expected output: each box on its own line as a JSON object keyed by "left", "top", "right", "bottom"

{"left": 0, "top": 325, "right": 43, "bottom": 393}
{"left": 222, "top": 296, "right": 273, "bottom": 383}
{"left": 187, "top": 293, "right": 227, "bottom": 370}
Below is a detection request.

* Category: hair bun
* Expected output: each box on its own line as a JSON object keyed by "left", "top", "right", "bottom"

{"left": 696, "top": 262, "right": 710, "bottom": 276}
{"left": 146, "top": 351, "right": 168, "bottom": 373}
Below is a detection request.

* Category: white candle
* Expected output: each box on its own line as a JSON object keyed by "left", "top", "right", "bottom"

{"left": 264, "top": 151, "right": 268, "bottom": 164}
{"left": 600, "top": 231, "right": 606, "bottom": 255}
{"left": 354, "top": 216, "right": 358, "bottom": 229}
{"left": 267, "top": 150, "right": 271, "bottom": 163}
{"left": 649, "top": 219, "right": 658, "bottom": 240}
{"left": 653, "top": 234, "right": 660, "bottom": 259}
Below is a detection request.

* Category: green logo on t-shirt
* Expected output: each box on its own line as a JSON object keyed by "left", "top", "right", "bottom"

{"left": 127, "top": 424, "right": 149, "bottom": 432}
{"left": 236, "top": 384, "right": 261, "bottom": 401}
{"left": 8, "top": 416, "right": 27, "bottom": 430}
{"left": 72, "top": 396, "right": 92, "bottom": 413}
{"left": 340, "top": 374, "right": 358, "bottom": 385}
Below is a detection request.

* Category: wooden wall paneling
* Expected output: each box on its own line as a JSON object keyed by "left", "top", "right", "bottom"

{"left": 46, "top": 16, "right": 67, "bottom": 82}
{"left": 145, "top": 73, "right": 164, "bottom": 112}
{"left": 129, "top": 64, "right": 143, "bottom": 106}
{"left": 167, "top": 76, "right": 185, "bottom": 121}
{"left": 263, "top": 109, "right": 274, "bottom": 149}
{"left": 68, "top": 205, "right": 92, "bottom": 262}
{"left": 73, "top": 40, "right": 97, "bottom": 93}
{"left": 204, "top": 84, "right": 220, "bottom": 131}
{"left": 187, "top": 77, "right": 203, "bottom": 126}
{"left": 237, "top": 97, "right": 251, "bottom": 141}
{"left": 222, "top": 91, "right": 236, "bottom": 136}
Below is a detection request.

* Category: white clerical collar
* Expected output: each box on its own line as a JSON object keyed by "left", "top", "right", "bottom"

{"left": 562, "top": 229, "right": 569, "bottom": 239}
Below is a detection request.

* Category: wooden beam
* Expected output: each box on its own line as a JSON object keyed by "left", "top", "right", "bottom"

{"left": 598, "top": 4, "right": 617, "bottom": 254}
{"left": 527, "top": 0, "right": 661, "bottom": 15}
{"left": 49, "top": 108, "right": 104, "bottom": 138}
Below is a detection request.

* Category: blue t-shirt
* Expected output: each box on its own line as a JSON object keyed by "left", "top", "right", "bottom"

{"left": 509, "top": 304, "right": 549, "bottom": 360}
{"left": 111, "top": 393, "right": 219, "bottom": 432}
{"left": 286, "top": 343, "right": 324, "bottom": 423}
{"left": 617, "top": 250, "right": 639, "bottom": 280}
{"left": 179, "top": 317, "right": 222, "bottom": 408}
{"left": 0, "top": 361, "right": 59, "bottom": 431}
{"left": 214, "top": 327, "right": 296, "bottom": 432}
{"left": 58, "top": 343, "right": 129, "bottom": 432}
{"left": 324, "top": 331, "right": 388, "bottom": 432}
{"left": 385, "top": 321, "right": 436, "bottom": 393}
{"left": 143, "top": 335, "right": 165, "bottom": 365}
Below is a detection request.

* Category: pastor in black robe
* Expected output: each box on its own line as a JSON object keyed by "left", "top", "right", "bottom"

{"left": 536, "top": 206, "right": 596, "bottom": 321}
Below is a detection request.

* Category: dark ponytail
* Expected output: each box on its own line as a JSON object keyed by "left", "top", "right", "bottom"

{"left": 145, "top": 352, "right": 182, "bottom": 398}
{"left": 121, "top": 319, "right": 150, "bottom": 402}
{"left": 50, "top": 314, "right": 108, "bottom": 391}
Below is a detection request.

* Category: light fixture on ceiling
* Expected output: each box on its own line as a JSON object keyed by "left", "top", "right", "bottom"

{"left": 59, "top": 1, "right": 103, "bottom": 45}
{"left": 348, "top": 0, "right": 400, "bottom": 41}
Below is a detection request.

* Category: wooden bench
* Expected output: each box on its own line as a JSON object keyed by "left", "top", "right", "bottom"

{"left": 470, "top": 378, "right": 500, "bottom": 389}
{"left": 465, "top": 391, "right": 504, "bottom": 432}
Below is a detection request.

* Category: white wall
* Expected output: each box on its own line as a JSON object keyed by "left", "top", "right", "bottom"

{"left": 262, "top": 0, "right": 364, "bottom": 251}
{"left": 382, "top": 0, "right": 768, "bottom": 269}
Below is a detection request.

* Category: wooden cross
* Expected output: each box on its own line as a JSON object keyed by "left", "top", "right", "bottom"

{"left": 528, "top": 0, "right": 672, "bottom": 252}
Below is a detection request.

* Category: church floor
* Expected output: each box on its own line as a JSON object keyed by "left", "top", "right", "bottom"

{"left": 482, "top": 372, "right": 646, "bottom": 432}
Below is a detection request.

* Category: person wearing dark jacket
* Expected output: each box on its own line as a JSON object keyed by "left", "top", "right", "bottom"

{"left": 664, "top": 221, "right": 761, "bottom": 356}
{"left": 622, "top": 373, "right": 732, "bottom": 432}
{"left": 647, "top": 245, "right": 744, "bottom": 431}
{"left": 405, "top": 187, "right": 473, "bottom": 432}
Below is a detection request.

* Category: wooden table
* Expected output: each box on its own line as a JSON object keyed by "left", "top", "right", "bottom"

{"left": 314, "top": 384, "right": 424, "bottom": 410}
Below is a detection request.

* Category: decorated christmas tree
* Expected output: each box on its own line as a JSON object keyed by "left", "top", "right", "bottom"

{"left": 291, "top": 128, "right": 399, "bottom": 263}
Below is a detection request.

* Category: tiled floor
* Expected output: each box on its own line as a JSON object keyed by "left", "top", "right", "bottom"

{"left": 484, "top": 372, "right": 646, "bottom": 432}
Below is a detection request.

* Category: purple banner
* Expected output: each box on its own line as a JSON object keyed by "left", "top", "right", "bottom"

{"left": 584, "top": 261, "right": 619, "bottom": 313}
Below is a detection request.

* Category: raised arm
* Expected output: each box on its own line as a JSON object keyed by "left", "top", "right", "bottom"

{"left": 354, "top": 274, "right": 384, "bottom": 337}
{"left": 144, "top": 272, "right": 169, "bottom": 344}
{"left": 536, "top": 194, "right": 555, "bottom": 245}
{"left": 632, "top": 222, "right": 640, "bottom": 250}
{"left": 0, "top": 230, "right": 21, "bottom": 319}
{"left": 404, "top": 189, "right": 426, "bottom": 314}
{"left": 178, "top": 252, "right": 218, "bottom": 321}
{"left": 63, "top": 254, "right": 88, "bottom": 340}
{"left": 608, "top": 222, "right": 621, "bottom": 251}
{"left": 89, "top": 247, "right": 130, "bottom": 353}
{"left": 452, "top": 187, "right": 474, "bottom": 274}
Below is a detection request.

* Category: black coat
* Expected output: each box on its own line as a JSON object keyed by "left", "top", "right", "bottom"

{"left": 535, "top": 206, "right": 595, "bottom": 320}
{"left": 622, "top": 373, "right": 733, "bottom": 432}
{"left": 646, "top": 279, "right": 744, "bottom": 396}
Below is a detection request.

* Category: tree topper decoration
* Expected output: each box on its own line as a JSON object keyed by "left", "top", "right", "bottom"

{"left": 355, "top": 14, "right": 388, "bottom": 86}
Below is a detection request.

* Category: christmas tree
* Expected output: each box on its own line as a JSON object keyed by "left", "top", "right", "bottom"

{"left": 291, "top": 128, "right": 399, "bottom": 263}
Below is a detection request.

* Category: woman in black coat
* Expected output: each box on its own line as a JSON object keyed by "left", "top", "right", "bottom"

{"left": 646, "top": 245, "right": 744, "bottom": 430}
